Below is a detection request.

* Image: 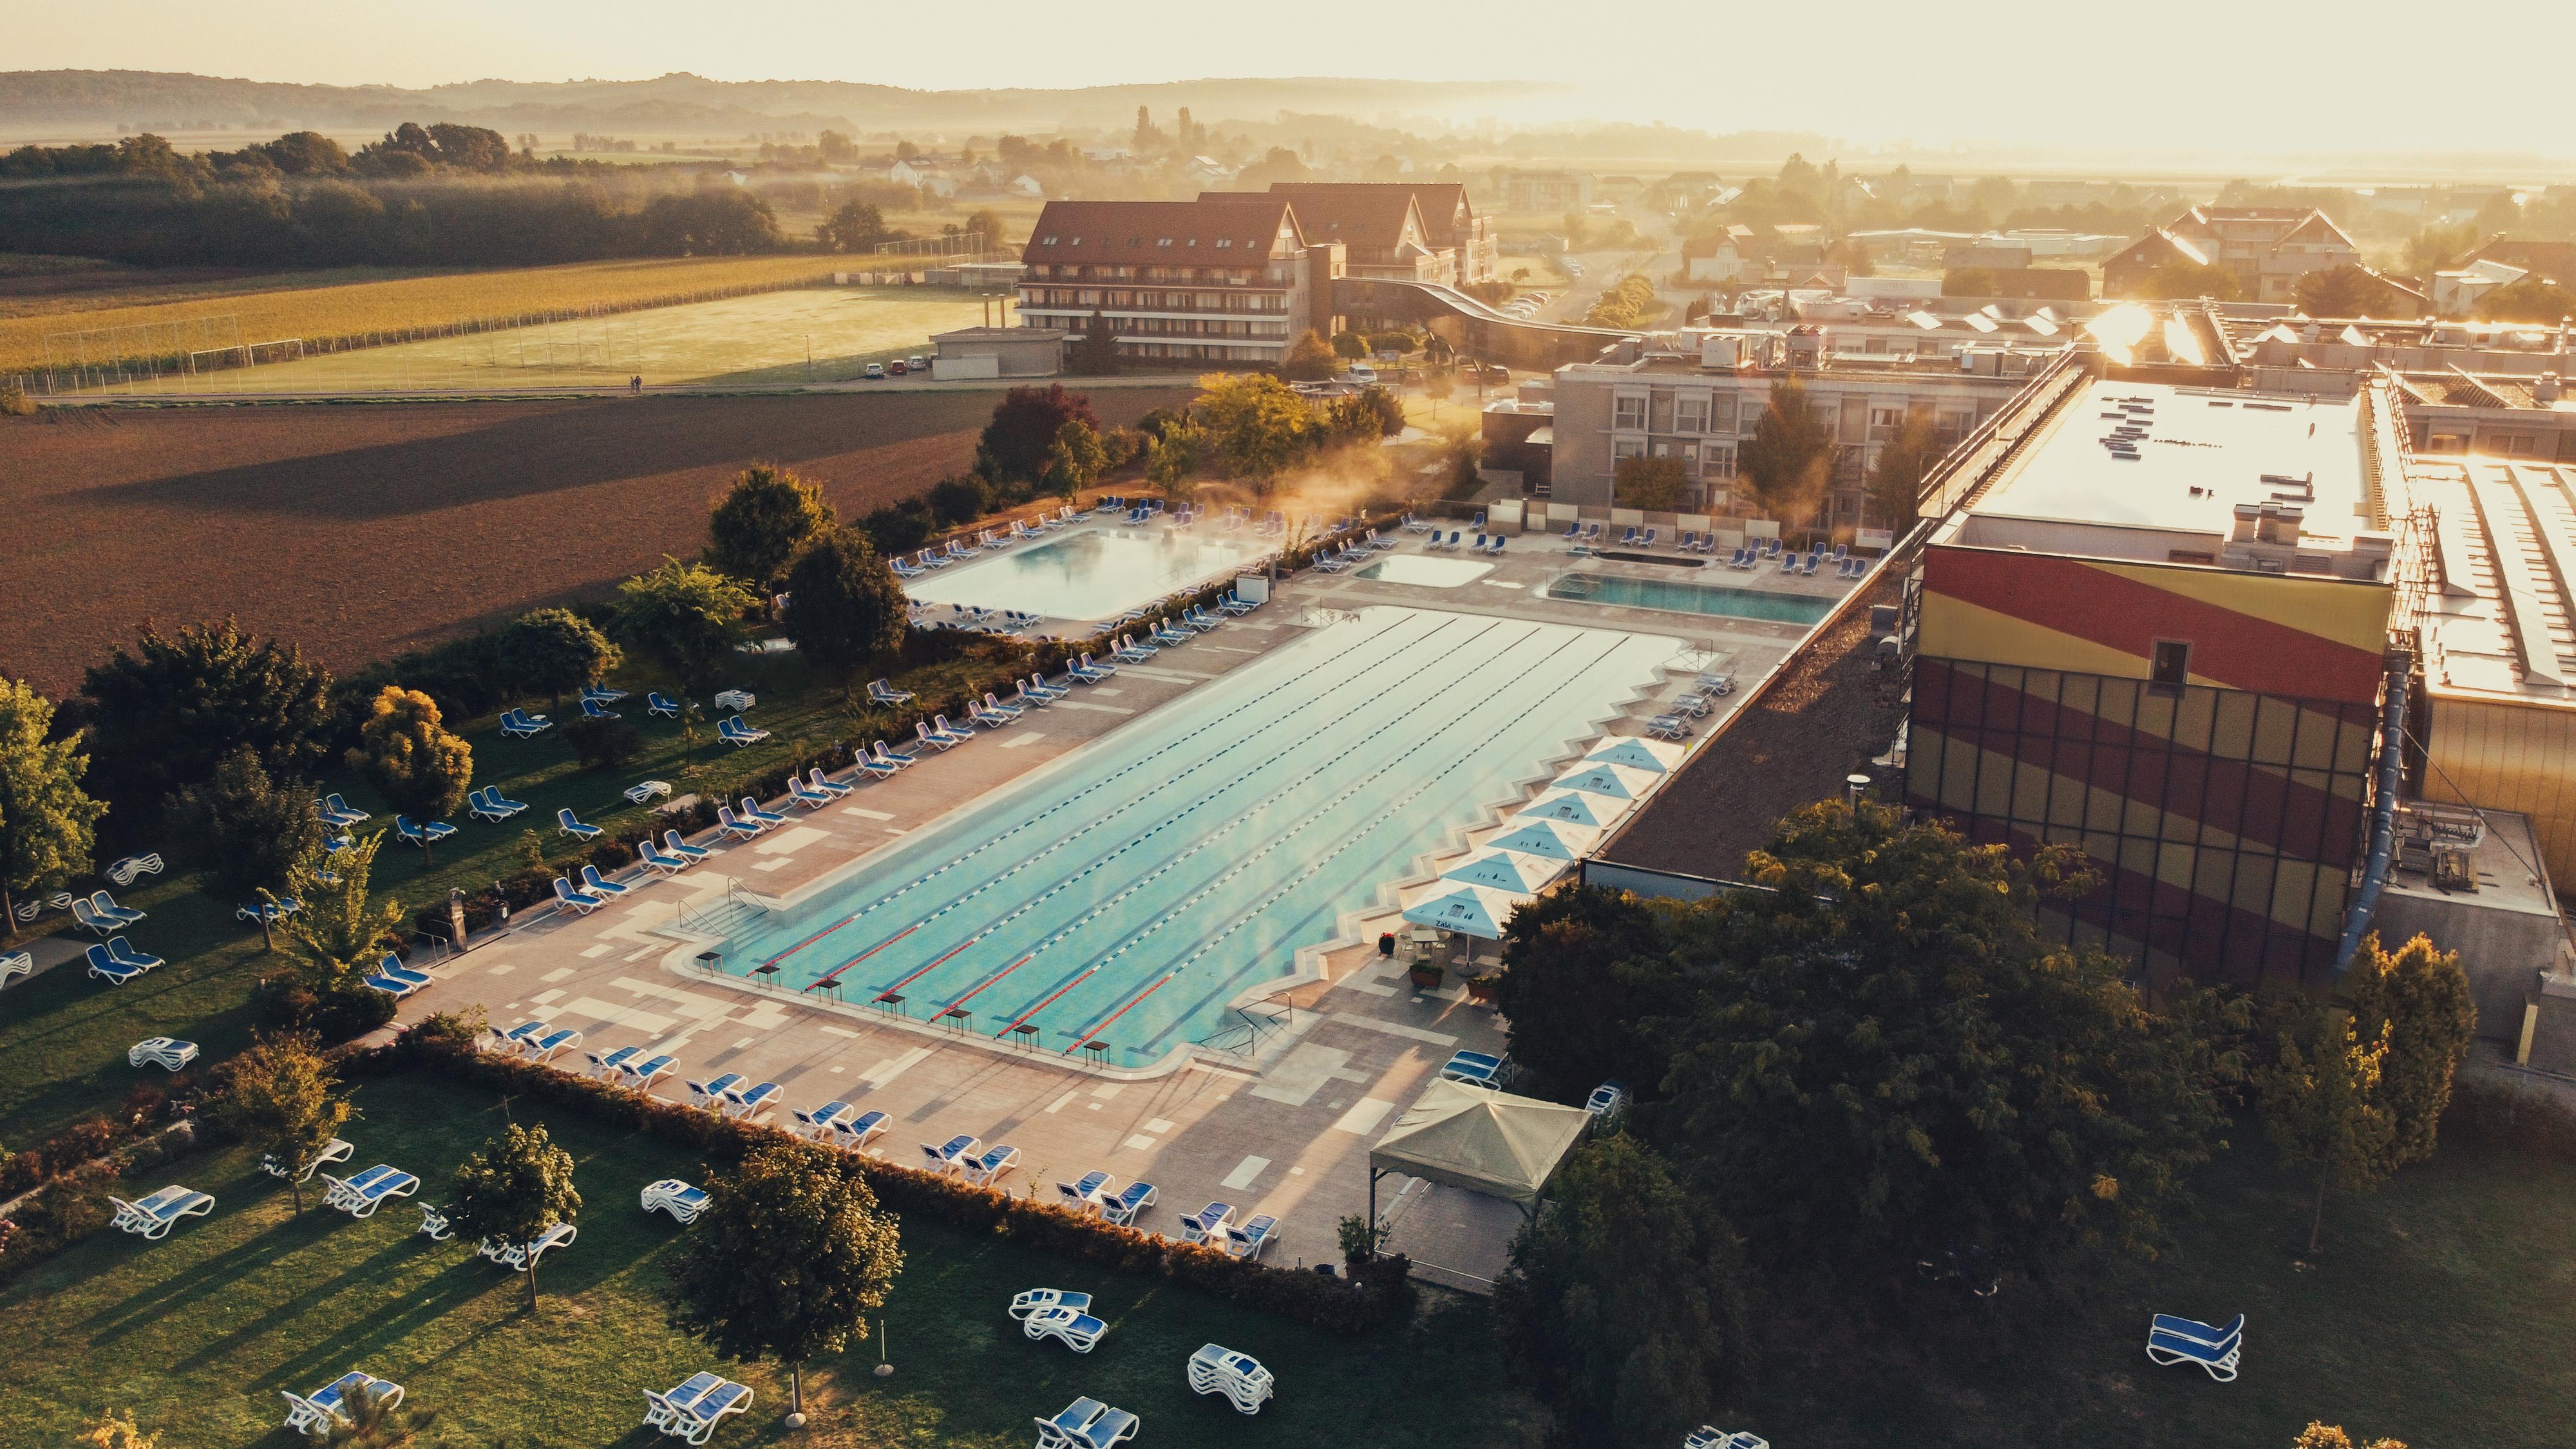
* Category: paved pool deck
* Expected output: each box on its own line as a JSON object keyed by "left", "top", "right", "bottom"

{"left": 384, "top": 524, "right": 1841, "bottom": 1280}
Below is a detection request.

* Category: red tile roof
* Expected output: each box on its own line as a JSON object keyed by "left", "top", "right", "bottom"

{"left": 1021, "top": 197, "right": 1303, "bottom": 265}
{"left": 1261, "top": 183, "right": 1443, "bottom": 252}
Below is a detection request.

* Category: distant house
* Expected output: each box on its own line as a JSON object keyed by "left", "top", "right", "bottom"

{"left": 2432, "top": 258, "right": 2530, "bottom": 314}
{"left": 1501, "top": 169, "right": 1593, "bottom": 213}
{"left": 2103, "top": 207, "right": 2359, "bottom": 302}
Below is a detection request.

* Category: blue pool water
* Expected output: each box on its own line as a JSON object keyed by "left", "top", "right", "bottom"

{"left": 902, "top": 522, "right": 1267, "bottom": 622}
{"left": 1544, "top": 570, "right": 1836, "bottom": 625}
{"left": 715, "top": 607, "right": 1680, "bottom": 1069}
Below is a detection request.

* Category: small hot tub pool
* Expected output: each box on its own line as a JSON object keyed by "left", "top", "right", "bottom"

{"left": 1544, "top": 571, "right": 1835, "bottom": 625}
{"left": 1354, "top": 556, "right": 1495, "bottom": 588}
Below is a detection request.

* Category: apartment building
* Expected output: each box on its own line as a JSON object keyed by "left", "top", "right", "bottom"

{"left": 2104, "top": 207, "right": 2360, "bottom": 303}
{"left": 1499, "top": 168, "right": 1593, "bottom": 213}
{"left": 1544, "top": 328, "right": 2060, "bottom": 520}
{"left": 1014, "top": 196, "right": 1345, "bottom": 367}
{"left": 1908, "top": 379, "right": 2410, "bottom": 991}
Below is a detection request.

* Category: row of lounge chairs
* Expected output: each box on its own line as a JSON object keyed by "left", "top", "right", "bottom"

{"left": 1425, "top": 531, "right": 1508, "bottom": 555}
{"left": 84, "top": 936, "right": 166, "bottom": 985}
{"left": 70, "top": 890, "right": 146, "bottom": 935}
{"left": 645, "top": 1372, "right": 753, "bottom": 1444}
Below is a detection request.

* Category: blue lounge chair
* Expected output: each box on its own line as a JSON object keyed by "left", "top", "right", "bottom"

{"left": 489, "top": 1020, "right": 547, "bottom": 1053}
{"left": 914, "top": 721, "right": 963, "bottom": 753}
{"left": 1099, "top": 1180, "right": 1157, "bottom": 1226}
{"left": 499, "top": 708, "right": 551, "bottom": 738}
{"left": 322, "top": 1164, "right": 419, "bottom": 1217}
{"left": 722, "top": 1081, "right": 782, "bottom": 1120}
{"left": 1180, "top": 1201, "right": 1236, "bottom": 1244}
{"left": 394, "top": 815, "right": 456, "bottom": 846}
{"left": 283, "top": 1370, "right": 402, "bottom": 1436}
{"left": 85, "top": 945, "right": 145, "bottom": 985}
{"left": 557, "top": 808, "right": 601, "bottom": 840}
{"left": 583, "top": 683, "right": 627, "bottom": 704}
{"left": 621, "top": 1054, "right": 678, "bottom": 1092}
{"left": 855, "top": 753, "right": 897, "bottom": 781}
{"left": 687, "top": 1073, "right": 747, "bottom": 1112}
{"left": 1218, "top": 592, "right": 1256, "bottom": 615}
{"left": 717, "top": 715, "right": 769, "bottom": 748}
{"left": 553, "top": 878, "right": 605, "bottom": 914}
{"left": 488, "top": 786, "right": 531, "bottom": 815}
{"left": 106, "top": 936, "right": 164, "bottom": 971}
{"left": 91, "top": 891, "right": 146, "bottom": 925}
{"left": 111, "top": 1185, "right": 215, "bottom": 1240}
{"left": 647, "top": 692, "right": 682, "bottom": 718}
{"left": 891, "top": 557, "right": 923, "bottom": 580}
{"left": 578, "top": 864, "right": 632, "bottom": 899}
{"left": 585, "top": 1045, "right": 644, "bottom": 1079}
{"left": 643, "top": 1179, "right": 712, "bottom": 1225}
{"left": 2147, "top": 1313, "right": 2244, "bottom": 1381}
{"left": 661, "top": 829, "right": 712, "bottom": 864}
{"left": 807, "top": 766, "right": 854, "bottom": 797}
{"left": 873, "top": 740, "right": 916, "bottom": 769}
{"left": 365, "top": 965, "right": 426, "bottom": 998}
{"left": 788, "top": 775, "right": 834, "bottom": 808}
{"left": 1640, "top": 527, "right": 1659, "bottom": 548}
{"left": 920, "top": 1133, "right": 979, "bottom": 1174}
{"left": 1054, "top": 1172, "right": 1113, "bottom": 1213}
{"left": 869, "top": 678, "right": 916, "bottom": 706}
{"left": 715, "top": 805, "right": 764, "bottom": 841}
{"left": 467, "top": 787, "right": 512, "bottom": 822}
{"left": 581, "top": 697, "right": 620, "bottom": 721}
{"left": 1223, "top": 1214, "right": 1280, "bottom": 1260}
{"left": 1025, "top": 1304, "right": 1109, "bottom": 1352}
{"left": 741, "top": 795, "right": 790, "bottom": 826}
{"left": 831, "top": 1109, "right": 891, "bottom": 1151}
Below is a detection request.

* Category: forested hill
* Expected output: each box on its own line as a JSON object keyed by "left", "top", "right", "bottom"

{"left": 0, "top": 71, "right": 1562, "bottom": 137}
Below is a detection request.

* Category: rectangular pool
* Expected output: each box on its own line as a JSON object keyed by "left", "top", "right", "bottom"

{"left": 1354, "top": 556, "right": 1494, "bottom": 588}
{"left": 714, "top": 607, "right": 1683, "bottom": 1071}
{"left": 902, "top": 522, "right": 1267, "bottom": 622}
{"left": 1544, "top": 571, "right": 1835, "bottom": 625}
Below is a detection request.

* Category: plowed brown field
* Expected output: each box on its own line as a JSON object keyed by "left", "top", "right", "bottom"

{"left": 0, "top": 388, "right": 1191, "bottom": 694}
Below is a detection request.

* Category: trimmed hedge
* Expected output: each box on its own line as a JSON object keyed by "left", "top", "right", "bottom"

{"left": 357, "top": 1032, "right": 1415, "bottom": 1334}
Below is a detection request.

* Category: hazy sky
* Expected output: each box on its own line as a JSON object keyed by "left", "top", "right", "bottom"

{"left": 21, "top": 0, "right": 2576, "bottom": 160}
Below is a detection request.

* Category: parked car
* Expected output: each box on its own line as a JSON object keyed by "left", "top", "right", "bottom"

{"left": 887, "top": 359, "right": 909, "bottom": 375}
{"left": 1347, "top": 364, "right": 1377, "bottom": 384}
{"left": 905, "top": 355, "right": 929, "bottom": 372}
{"left": 864, "top": 363, "right": 886, "bottom": 379}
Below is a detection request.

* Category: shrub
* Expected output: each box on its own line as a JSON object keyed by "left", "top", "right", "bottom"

{"left": 926, "top": 473, "right": 993, "bottom": 526}
{"left": 562, "top": 715, "right": 643, "bottom": 770}
{"left": 0, "top": 383, "right": 37, "bottom": 417}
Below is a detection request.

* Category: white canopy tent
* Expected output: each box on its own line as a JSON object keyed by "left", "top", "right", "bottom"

{"left": 1439, "top": 849, "right": 1565, "bottom": 894}
{"left": 1368, "top": 1077, "right": 1595, "bottom": 1222}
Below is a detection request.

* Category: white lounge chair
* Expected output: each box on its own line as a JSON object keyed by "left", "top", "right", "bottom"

{"left": 645, "top": 1372, "right": 724, "bottom": 1434}
{"left": 1179, "top": 1201, "right": 1235, "bottom": 1245}
{"left": 1034, "top": 1398, "right": 1110, "bottom": 1449}
{"left": 1054, "top": 1171, "right": 1112, "bottom": 1214}
{"left": 660, "top": 830, "right": 713, "bottom": 864}
{"left": 261, "top": 1137, "right": 354, "bottom": 1182}
{"left": 1098, "top": 1180, "right": 1157, "bottom": 1227}
{"left": 687, "top": 1073, "right": 746, "bottom": 1112}
{"left": 86, "top": 945, "right": 146, "bottom": 985}
{"left": 556, "top": 808, "right": 601, "bottom": 840}
{"left": 919, "top": 1133, "right": 978, "bottom": 1175}
{"left": 522, "top": 1027, "right": 583, "bottom": 1063}
{"left": 1010, "top": 1288, "right": 1094, "bottom": 1320}
{"left": 668, "top": 1380, "right": 752, "bottom": 1446}
{"left": 1188, "top": 1343, "right": 1276, "bottom": 1416}
{"left": 959, "top": 1144, "right": 1020, "bottom": 1188}
{"left": 638, "top": 840, "right": 692, "bottom": 875}
{"left": 482, "top": 1221, "right": 576, "bottom": 1272}
{"left": 620, "top": 1053, "right": 679, "bottom": 1092}
{"left": 828, "top": 1109, "right": 891, "bottom": 1152}
{"left": 0, "top": 949, "right": 31, "bottom": 988}
{"left": 109, "top": 1184, "right": 214, "bottom": 1239}
{"left": 1025, "top": 1305, "right": 1110, "bottom": 1354}
{"left": 585, "top": 1044, "right": 643, "bottom": 1079}
{"left": 321, "top": 1164, "right": 419, "bottom": 1217}
{"left": 2147, "top": 1312, "right": 2244, "bottom": 1381}
{"left": 1222, "top": 1214, "right": 1279, "bottom": 1261}
{"left": 579, "top": 865, "right": 633, "bottom": 900}
{"left": 721, "top": 1080, "right": 781, "bottom": 1121}
{"left": 417, "top": 1202, "right": 453, "bottom": 1240}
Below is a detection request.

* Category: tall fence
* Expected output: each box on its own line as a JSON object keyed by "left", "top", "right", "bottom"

{"left": 8, "top": 270, "right": 837, "bottom": 397}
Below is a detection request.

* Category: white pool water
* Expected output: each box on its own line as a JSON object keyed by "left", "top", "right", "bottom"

{"left": 1354, "top": 555, "right": 1495, "bottom": 588}
{"left": 903, "top": 522, "right": 1269, "bottom": 622}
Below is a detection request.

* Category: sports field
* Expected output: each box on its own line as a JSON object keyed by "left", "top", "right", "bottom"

{"left": 44, "top": 286, "right": 992, "bottom": 395}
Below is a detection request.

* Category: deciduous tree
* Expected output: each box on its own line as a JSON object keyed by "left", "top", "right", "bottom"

{"left": 1039, "top": 417, "right": 1110, "bottom": 499}
{"left": 2476, "top": 277, "right": 2576, "bottom": 323}
{"left": 1494, "top": 887, "right": 1688, "bottom": 1097}
{"left": 1866, "top": 410, "right": 1941, "bottom": 533}
{"left": 285, "top": 831, "right": 403, "bottom": 991}
{"left": 1613, "top": 454, "right": 1689, "bottom": 512}
{"left": 1660, "top": 800, "right": 2233, "bottom": 1287}
{"left": 207, "top": 1032, "right": 352, "bottom": 1213}
{"left": 81, "top": 619, "right": 332, "bottom": 811}
{"left": 782, "top": 527, "right": 909, "bottom": 674}
{"left": 666, "top": 1141, "right": 903, "bottom": 1416}
{"left": 1494, "top": 1133, "right": 1753, "bottom": 1448}
{"left": 1280, "top": 329, "right": 1338, "bottom": 381}
{"left": 0, "top": 677, "right": 106, "bottom": 928}
{"left": 1194, "top": 372, "right": 1321, "bottom": 488}
{"left": 446, "top": 1123, "right": 582, "bottom": 1310}
{"left": 166, "top": 745, "right": 323, "bottom": 947}
{"left": 705, "top": 464, "right": 836, "bottom": 596}
{"left": 2258, "top": 1006, "right": 2395, "bottom": 1254}
{"left": 346, "top": 687, "right": 473, "bottom": 859}
{"left": 614, "top": 559, "right": 757, "bottom": 692}
{"left": 979, "top": 384, "right": 1099, "bottom": 484}
{"left": 497, "top": 609, "right": 620, "bottom": 712}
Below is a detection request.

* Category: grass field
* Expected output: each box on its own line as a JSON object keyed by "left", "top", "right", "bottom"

{"left": 0, "top": 1072, "right": 1537, "bottom": 1448}
{"left": 53, "top": 286, "right": 993, "bottom": 395}
{"left": 0, "top": 256, "right": 846, "bottom": 374}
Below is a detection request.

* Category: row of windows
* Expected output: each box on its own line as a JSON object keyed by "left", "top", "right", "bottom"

{"left": 1025, "top": 265, "right": 1285, "bottom": 285}
{"left": 1022, "top": 289, "right": 1287, "bottom": 312}
{"left": 1609, "top": 389, "right": 1983, "bottom": 445}
{"left": 1067, "top": 318, "right": 1287, "bottom": 339}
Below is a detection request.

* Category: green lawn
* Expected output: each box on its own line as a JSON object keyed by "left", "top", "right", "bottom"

{"left": 0, "top": 641, "right": 1022, "bottom": 1151}
{"left": 0, "top": 1072, "right": 1538, "bottom": 1449}
{"left": 1733, "top": 1124, "right": 2576, "bottom": 1448}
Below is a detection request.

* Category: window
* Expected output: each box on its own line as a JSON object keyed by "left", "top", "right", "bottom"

{"left": 1157, "top": 237, "right": 1173, "bottom": 247}
{"left": 1613, "top": 395, "right": 1647, "bottom": 430}
{"left": 1068, "top": 236, "right": 1081, "bottom": 246}
{"left": 1040, "top": 234, "right": 1059, "bottom": 245}
{"left": 2150, "top": 640, "right": 2191, "bottom": 692}
{"left": 1217, "top": 238, "right": 1233, "bottom": 248}
{"left": 1613, "top": 439, "right": 1643, "bottom": 462}
{"left": 1675, "top": 394, "right": 1708, "bottom": 433}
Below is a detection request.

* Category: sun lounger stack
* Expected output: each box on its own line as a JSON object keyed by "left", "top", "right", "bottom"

{"left": 0, "top": 949, "right": 32, "bottom": 988}
{"left": 283, "top": 1370, "right": 402, "bottom": 1437}
{"left": 1034, "top": 1397, "right": 1139, "bottom": 1449}
{"left": 109, "top": 1184, "right": 214, "bottom": 1240}
{"left": 647, "top": 1374, "right": 752, "bottom": 1444}
{"left": 644, "top": 1175, "right": 716, "bottom": 1217}
{"left": 128, "top": 1036, "right": 199, "bottom": 1070}
{"left": 1025, "top": 1303, "right": 1111, "bottom": 1353}
{"left": 106, "top": 853, "right": 164, "bottom": 887}
{"left": 2146, "top": 1312, "right": 2244, "bottom": 1381}
{"left": 1683, "top": 1428, "right": 1770, "bottom": 1449}
{"left": 1188, "top": 1343, "right": 1276, "bottom": 1415}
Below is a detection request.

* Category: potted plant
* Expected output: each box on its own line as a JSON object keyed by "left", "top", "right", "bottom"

{"left": 1463, "top": 972, "right": 1501, "bottom": 1005}
{"left": 1408, "top": 959, "right": 1444, "bottom": 991}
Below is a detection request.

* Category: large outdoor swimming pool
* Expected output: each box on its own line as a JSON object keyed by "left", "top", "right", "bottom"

{"left": 902, "top": 522, "right": 1269, "bottom": 622}
{"left": 717, "top": 607, "right": 1682, "bottom": 1070}
{"left": 1543, "top": 570, "right": 1837, "bottom": 625}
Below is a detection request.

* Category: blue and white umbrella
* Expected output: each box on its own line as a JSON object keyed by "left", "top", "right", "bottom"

{"left": 1549, "top": 760, "right": 1662, "bottom": 801}
{"left": 1440, "top": 849, "right": 1565, "bottom": 894}
{"left": 1483, "top": 817, "right": 1602, "bottom": 862}
{"left": 1399, "top": 882, "right": 1531, "bottom": 941}
{"left": 1515, "top": 789, "right": 1631, "bottom": 830}
{"left": 1584, "top": 737, "right": 1686, "bottom": 774}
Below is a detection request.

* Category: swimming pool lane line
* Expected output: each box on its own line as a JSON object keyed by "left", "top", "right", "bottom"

{"left": 783, "top": 609, "right": 1506, "bottom": 984}
{"left": 757, "top": 608, "right": 1441, "bottom": 977}
{"left": 800, "top": 925, "right": 914, "bottom": 992}
{"left": 872, "top": 937, "right": 977, "bottom": 1002}
{"left": 1063, "top": 632, "right": 1639, "bottom": 1054}
{"left": 873, "top": 618, "right": 1562, "bottom": 1010}
{"left": 938, "top": 952, "right": 1037, "bottom": 1018}
{"left": 1135, "top": 639, "right": 1668, "bottom": 1050}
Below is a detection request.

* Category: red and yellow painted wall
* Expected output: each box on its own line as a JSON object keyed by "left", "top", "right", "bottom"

{"left": 1908, "top": 544, "right": 2395, "bottom": 991}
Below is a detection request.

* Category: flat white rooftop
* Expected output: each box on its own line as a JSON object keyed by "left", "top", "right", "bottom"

{"left": 1952, "top": 380, "right": 2389, "bottom": 573}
